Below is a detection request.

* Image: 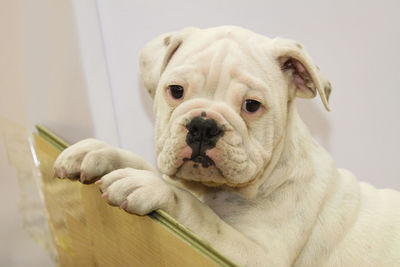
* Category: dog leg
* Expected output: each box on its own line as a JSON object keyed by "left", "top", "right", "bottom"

{"left": 53, "top": 138, "right": 156, "bottom": 183}
{"left": 98, "top": 168, "right": 270, "bottom": 267}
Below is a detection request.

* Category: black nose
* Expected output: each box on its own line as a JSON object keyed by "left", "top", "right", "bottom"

{"left": 185, "top": 117, "right": 224, "bottom": 166}
{"left": 186, "top": 117, "right": 223, "bottom": 147}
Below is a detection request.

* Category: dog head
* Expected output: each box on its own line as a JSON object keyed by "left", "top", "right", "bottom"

{"left": 139, "top": 26, "right": 331, "bottom": 188}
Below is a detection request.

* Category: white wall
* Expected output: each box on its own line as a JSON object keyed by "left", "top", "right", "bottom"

{"left": 96, "top": 0, "right": 400, "bottom": 190}
{"left": 0, "top": 0, "right": 117, "bottom": 265}
{"left": 0, "top": 1, "right": 55, "bottom": 266}
{"left": 16, "top": 0, "right": 119, "bottom": 146}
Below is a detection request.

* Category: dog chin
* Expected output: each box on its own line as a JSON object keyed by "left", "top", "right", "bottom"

{"left": 175, "top": 160, "right": 227, "bottom": 186}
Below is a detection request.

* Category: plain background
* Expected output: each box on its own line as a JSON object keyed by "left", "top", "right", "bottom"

{"left": 1, "top": 0, "right": 399, "bottom": 266}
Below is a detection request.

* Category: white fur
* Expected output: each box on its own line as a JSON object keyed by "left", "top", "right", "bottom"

{"left": 54, "top": 26, "right": 400, "bottom": 266}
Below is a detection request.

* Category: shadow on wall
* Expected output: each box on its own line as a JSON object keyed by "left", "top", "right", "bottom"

{"left": 296, "top": 99, "right": 332, "bottom": 152}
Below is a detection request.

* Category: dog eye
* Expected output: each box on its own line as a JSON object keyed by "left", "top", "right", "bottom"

{"left": 242, "top": 99, "right": 261, "bottom": 113}
{"left": 168, "top": 85, "right": 184, "bottom": 99}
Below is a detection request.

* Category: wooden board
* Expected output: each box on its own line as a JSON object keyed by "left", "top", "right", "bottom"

{"left": 34, "top": 125, "right": 237, "bottom": 267}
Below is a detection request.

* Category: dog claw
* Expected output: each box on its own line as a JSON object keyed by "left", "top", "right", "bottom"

{"left": 101, "top": 192, "right": 109, "bottom": 199}
{"left": 80, "top": 172, "right": 86, "bottom": 183}
{"left": 95, "top": 179, "right": 102, "bottom": 185}
{"left": 120, "top": 200, "right": 128, "bottom": 209}
{"left": 61, "top": 168, "right": 66, "bottom": 178}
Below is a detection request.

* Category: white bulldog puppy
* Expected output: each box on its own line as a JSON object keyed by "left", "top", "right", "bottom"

{"left": 54, "top": 26, "right": 400, "bottom": 266}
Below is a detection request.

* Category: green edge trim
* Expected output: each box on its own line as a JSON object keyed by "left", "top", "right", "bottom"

{"left": 36, "top": 125, "right": 69, "bottom": 151}
{"left": 35, "top": 124, "right": 238, "bottom": 267}
{"left": 150, "top": 210, "right": 238, "bottom": 267}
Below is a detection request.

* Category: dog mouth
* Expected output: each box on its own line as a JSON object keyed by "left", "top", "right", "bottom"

{"left": 175, "top": 156, "right": 226, "bottom": 186}
{"left": 183, "top": 154, "right": 215, "bottom": 168}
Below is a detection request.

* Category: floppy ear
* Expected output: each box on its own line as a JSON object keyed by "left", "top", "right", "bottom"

{"left": 272, "top": 38, "right": 332, "bottom": 111}
{"left": 139, "top": 28, "right": 196, "bottom": 99}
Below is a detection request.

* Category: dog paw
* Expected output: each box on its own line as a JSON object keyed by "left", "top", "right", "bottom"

{"left": 53, "top": 138, "right": 113, "bottom": 183}
{"left": 97, "top": 168, "right": 174, "bottom": 215}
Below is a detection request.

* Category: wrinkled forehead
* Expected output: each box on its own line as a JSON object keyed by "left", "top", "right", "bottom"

{"left": 175, "top": 32, "right": 267, "bottom": 70}
{"left": 164, "top": 34, "right": 276, "bottom": 91}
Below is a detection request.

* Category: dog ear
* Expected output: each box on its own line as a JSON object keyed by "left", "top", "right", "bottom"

{"left": 139, "top": 28, "right": 196, "bottom": 99}
{"left": 272, "top": 38, "right": 332, "bottom": 111}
